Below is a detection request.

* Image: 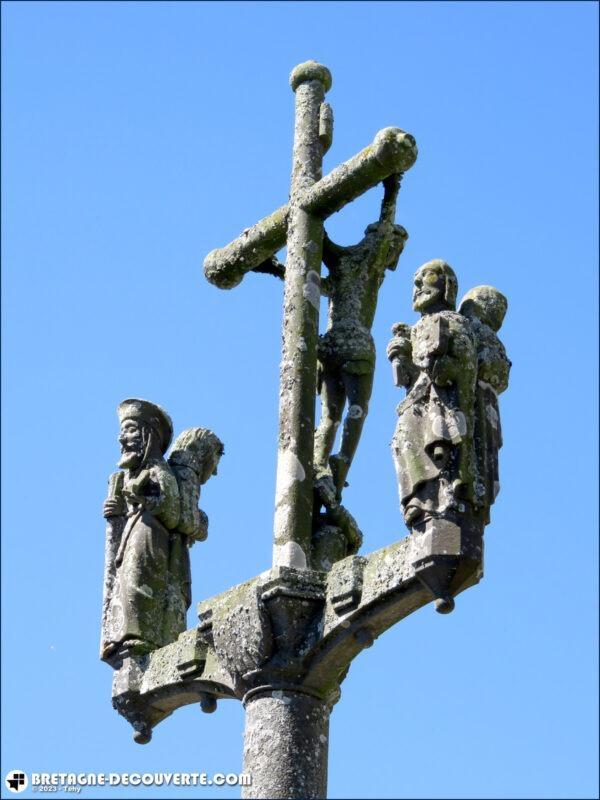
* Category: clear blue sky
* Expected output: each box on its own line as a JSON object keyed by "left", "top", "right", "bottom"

{"left": 2, "top": 2, "right": 598, "bottom": 798}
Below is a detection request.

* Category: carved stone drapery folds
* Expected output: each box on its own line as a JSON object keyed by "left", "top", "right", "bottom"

{"left": 101, "top": 399, "right": 223, "bottom": 663}
{"left": 388, "top": 263, "right": 511, "bottom": 540}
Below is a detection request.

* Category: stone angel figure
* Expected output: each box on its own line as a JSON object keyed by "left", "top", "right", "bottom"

{"left": 100, "top": 399, "right": 224, "bottom": 663}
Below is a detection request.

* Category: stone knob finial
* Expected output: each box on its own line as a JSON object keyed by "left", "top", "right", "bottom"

{"left": 434, "top": 596, "right": 455, "bottom": 614}
{"left": 199, "top": 692, "right": 218, "bottom": 714}
{"left": 290, "top": 61, "right": 332, "bottom": 93}
{"left": 133, "top": 724, "right": 152, "bottom": 744}
{"left": 373, "top": 127, "right": 418, "bottom": 173}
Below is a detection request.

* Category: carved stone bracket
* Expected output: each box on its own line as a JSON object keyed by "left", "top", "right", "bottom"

{"left": 412, "top": 514, "right": 484, "bottom": 613}
{"left": 109, "top": 526, "right": 483, "bottom": 742}
{"left": 109, "top": 627, "right": 236, "bottom": 743}
{"left": 329, "top": 555, "right": 366, "bottom": 615}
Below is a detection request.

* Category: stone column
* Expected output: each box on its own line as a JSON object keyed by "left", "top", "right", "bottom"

{"left": 242, "top": 689, "right": 331, "bottom": 799}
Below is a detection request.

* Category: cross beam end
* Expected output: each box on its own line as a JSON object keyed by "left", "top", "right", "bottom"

{"left": 373, "top": 126, "right": 418, "bottom": 173}
{"left": 204, "top": 205, "right": 288, "bottom": 289}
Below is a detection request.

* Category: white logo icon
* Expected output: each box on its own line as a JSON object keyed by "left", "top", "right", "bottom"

{"left": 5, "top": 771, "right": 28, "bottom": 794}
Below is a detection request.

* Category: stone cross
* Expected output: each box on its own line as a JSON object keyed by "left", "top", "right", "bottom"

{"left": 103, "top": 62, "right": 490, "bottom": 800}
{"left": 204, "top": 61, "right": 417, "bottom": 573}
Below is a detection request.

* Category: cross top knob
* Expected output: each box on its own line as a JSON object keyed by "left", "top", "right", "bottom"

{"left": 290, "top": 60, "right": 333, "bottom": 93}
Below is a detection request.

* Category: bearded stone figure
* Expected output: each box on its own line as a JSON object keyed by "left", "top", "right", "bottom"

{"left": 100, "top": 399, "right": 223, "bottom": 662}
{"left": 387, "top": 261, "right": 510, "bottom": 538}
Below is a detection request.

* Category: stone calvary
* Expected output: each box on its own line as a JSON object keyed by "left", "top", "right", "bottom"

{"left": 100, "top": 62, "right": 510, "bottom": 799}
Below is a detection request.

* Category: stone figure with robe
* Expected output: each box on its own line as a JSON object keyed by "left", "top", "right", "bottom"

{"left": 458, "top": 285, "right": 511, "bottom": 522}
{"left": 100, "top": 399, "right": 223, "bottom": 661}
{"left": 387, "top": 262, "right": 510, "bottom": 534}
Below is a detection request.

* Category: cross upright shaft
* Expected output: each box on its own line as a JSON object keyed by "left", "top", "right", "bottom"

{"left": 273, "top": 62, "right": 332, "bottom": 570}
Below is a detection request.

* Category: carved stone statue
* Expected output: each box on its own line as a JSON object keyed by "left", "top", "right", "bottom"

{"left": 100, "top": 399, "right": 223, "bottom": 661}
{"left": 387, "top": 262, "right": 510, "bottom": 535}
{"left": 314, "top": 174, "right": 408, "bottom": 500}
{"left": 458, "top": 285, "right": 511, "bottom": 522}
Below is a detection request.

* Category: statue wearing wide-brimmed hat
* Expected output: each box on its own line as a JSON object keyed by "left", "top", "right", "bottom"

{"left": 100, "top": 398, "right": 223, "bottom": 661}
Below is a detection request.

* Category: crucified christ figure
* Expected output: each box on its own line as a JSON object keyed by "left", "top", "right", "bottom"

{"left": 252, "top": 175, "right": 407, "bottom": 504}
{"left": 314, "top": 174, "right": 407, "bottom": 500}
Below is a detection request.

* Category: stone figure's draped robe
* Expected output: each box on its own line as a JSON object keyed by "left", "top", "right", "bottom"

{"left": 468, "top": 317, "right": 511, "bottom": 523}
{"left": 392, "top": 311, "right": 477, "bottom": 517}
{"left": 164, "top": 460, "right": 209, "bottom": 639}
{"left": 106, "top": 458, "right": 188, "bottom": 652}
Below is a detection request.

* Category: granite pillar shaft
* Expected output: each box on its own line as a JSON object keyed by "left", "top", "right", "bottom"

{"left": 242, "top": 691, "right": 330, "bottom": 799}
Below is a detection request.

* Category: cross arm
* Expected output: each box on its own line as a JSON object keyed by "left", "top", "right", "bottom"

{"left": 203, "top": 128, "right": 417, "bottom": 290}
{"left": 300, "top": 126, "right": 416, "bottom": 219}
{"left": 322, "top": 170, "right": 404, "bottom": 269}
{"left": 204, "top": 205, "right": 289, "bottom": 290}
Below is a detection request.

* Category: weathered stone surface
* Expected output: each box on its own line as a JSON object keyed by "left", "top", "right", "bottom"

{"left": 196, "top": 529, "right": 482, "bottom": 699}
{"left": 459, "top": 285, "right": 510, "bottom": 522}
{"left": 272, "top": 63, "right": 329, "bottom": 572}
{"left": 328, "top": 555, "right": 366, "bottom": 614}
{"left": 103, "top": 59, "right": 499, "bottom": 800}
{"left": 101, "top": 400, "right": 223, "bottom": 662}
{"left": 211, "top": 579, "right": 274, "bottom": 695}
{"left": 100, "top": 471, "right": 125, "bottom": 659}
{"left": 203, "top": 129, "right": 416, "bottom": 292}
{"left": 310, "top": 478, "right": 363, "bottom": 572}
{"left": 204, "top": 205, "right": 289, "bottom": 290}
{"left": 387, "top": 262, "right": 510, "bottom": 608}
{"left": 289, "top": 60, "right": 332, "bottom": 92}
{"left": 203, "top": 90, "right": 417, "bottom": 594}
{"left": 109, "top": 628, "right": 236, "bottom": 743}
{"left": 313, "top": 174, "right": 408, "bottom": 501}
{"left": 107, "top": 511, "right": 483, "bottom": 747}
{"left": 101, "top": 399, "right": 178, "bottom": 660}
{"left": 242, "top": 691, "right": 330, "bottom": 799}
{"left": 300, "top": 127, "right": 417, "bottom": 219}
